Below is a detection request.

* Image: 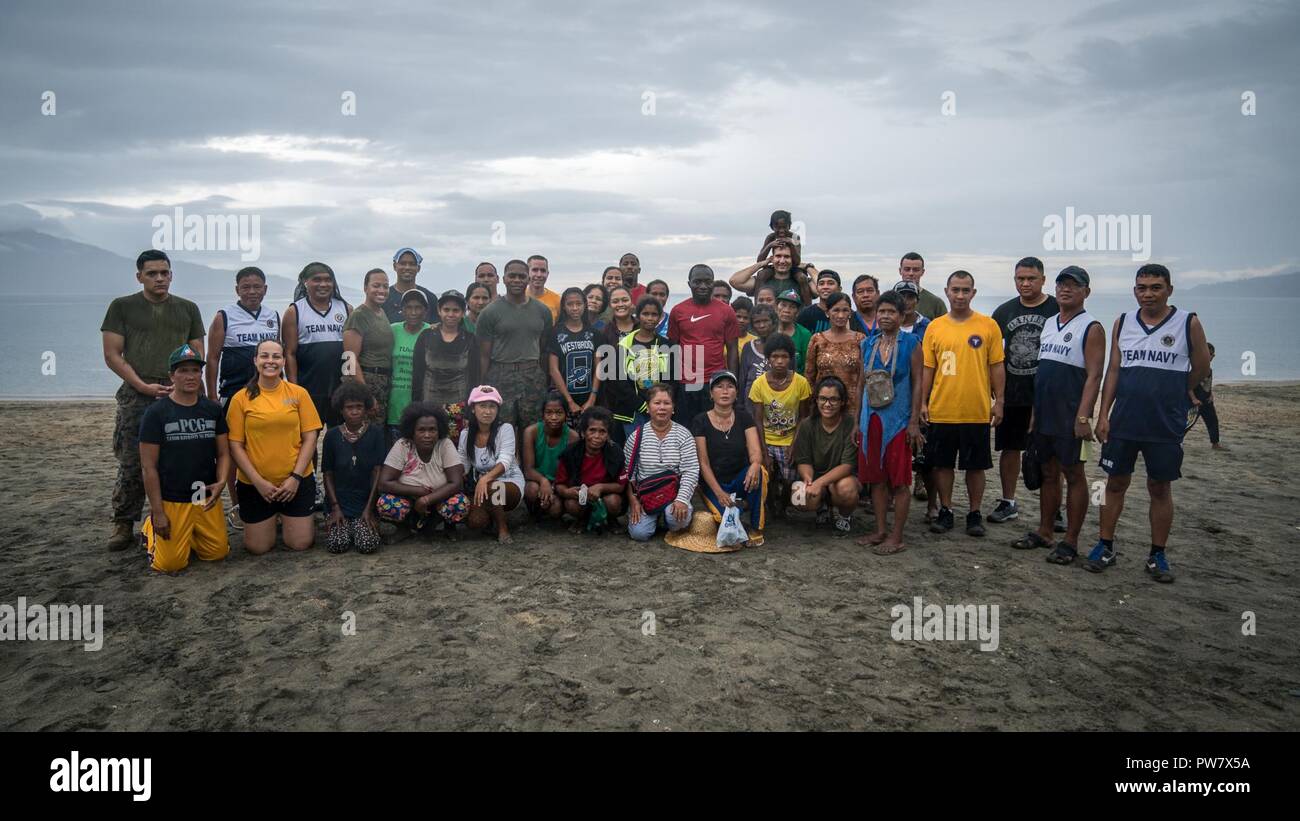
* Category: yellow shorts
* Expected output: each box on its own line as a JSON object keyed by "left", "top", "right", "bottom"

{"left": 142, "top": 499, "right": 230, "bottom": 572}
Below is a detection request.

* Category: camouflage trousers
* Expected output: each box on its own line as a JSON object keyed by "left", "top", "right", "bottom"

{"left": 486, "top": 360, "right": 548, "bottom": 433}
{"left": 112, "top": 382, "right": 161, "bottom": 522}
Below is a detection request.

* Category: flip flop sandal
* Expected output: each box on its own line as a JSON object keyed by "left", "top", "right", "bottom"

{"left": 1045, "top": 542, "right": 1077, "bottom": 565}
{"left": 1011, "top": 531, "right": 1051, "bottom": 550}
{"left": 872, "top": 541, "right": 906, "bottom": 555}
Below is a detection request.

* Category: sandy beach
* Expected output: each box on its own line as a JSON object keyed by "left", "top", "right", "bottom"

{"left": 1, "top": 384, "right": 1297, "bottom": 731}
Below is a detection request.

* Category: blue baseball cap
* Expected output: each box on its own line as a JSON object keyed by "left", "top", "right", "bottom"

{"left": 393, "top": 247, "right": 423, "bottom": 265}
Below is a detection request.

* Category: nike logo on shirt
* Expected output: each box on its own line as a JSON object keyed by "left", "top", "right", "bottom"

{"left": 690, "top": 315, "right": 707, "bottom": 322}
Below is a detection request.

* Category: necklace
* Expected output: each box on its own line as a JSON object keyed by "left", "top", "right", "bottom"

{"left": 709, "top": 409, "right": 735, "bottom": 439}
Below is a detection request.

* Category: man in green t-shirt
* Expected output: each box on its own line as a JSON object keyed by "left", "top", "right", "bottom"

{"left": 387, "top": 289, "right": 432, "bottom": 430}
{"left": 476, "top": 259, "right": 553, "bottom": 432}
{"left": 100, "top": 249, "right": 206, "bottom": 550}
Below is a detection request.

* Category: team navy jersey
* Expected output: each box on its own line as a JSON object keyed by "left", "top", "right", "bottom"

{"left": 1033, "top": 310, "right": 1101, "bottom": 438}
{"left": 293, "top": 296, "right": 347, "bottom": 401}
{"left": 1109, "top": 306, "right": 1194, "bottom": 443}
{"left": 217, "top": 302, "right": 281, "bottom": 398}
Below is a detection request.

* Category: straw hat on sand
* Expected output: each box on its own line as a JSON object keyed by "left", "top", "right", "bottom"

{"left": 664, "top": 511, "right": 741, "bottom": 553}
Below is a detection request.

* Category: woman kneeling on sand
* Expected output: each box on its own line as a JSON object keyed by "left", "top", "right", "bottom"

{"left": 226, "top": 339, "right": 322, "bottom": 553}
{"left": 459, "top": 385, "right": 525, "bottom": 544}
{"left": 790, "top": 376, "right": 862, "bottom": 537}
{"left": 624, "top": 384, "right": 699, "bottom": 542}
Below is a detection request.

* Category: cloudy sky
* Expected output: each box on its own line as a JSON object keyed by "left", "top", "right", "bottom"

{"left": 1, "top": 0, "right": 1296, "bottom": 298}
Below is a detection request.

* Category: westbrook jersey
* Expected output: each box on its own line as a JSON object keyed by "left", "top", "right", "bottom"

{"left": 293, "top": 296, "right": 347, "bottom": 400}
{"left": 1110, "top": 307, "right": 1194, "bottom": 443}
{"left": 217, "top": 302, "right": 281, "bottom": 398}
{"left": 1033, "top": 310, "right": 1100, "bottom": 438}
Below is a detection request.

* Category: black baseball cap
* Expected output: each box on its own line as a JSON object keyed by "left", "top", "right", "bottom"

{"left": 1056, "top": 266, "right": 1090, "bottom": 286}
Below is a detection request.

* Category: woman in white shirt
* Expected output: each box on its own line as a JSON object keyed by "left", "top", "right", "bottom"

{"left": 458, "top": 385, "right": 526, "bottom": 544}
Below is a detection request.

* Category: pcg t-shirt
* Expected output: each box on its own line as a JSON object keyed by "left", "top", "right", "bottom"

{"left": 138, "top": 395, "right": 227, "bottom": 503}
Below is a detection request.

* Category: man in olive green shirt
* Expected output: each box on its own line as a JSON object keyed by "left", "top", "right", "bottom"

{"left": 100, "top": 249, "right": 206, "bottom": 550}
{"left": 899, "top": 251, "right": 947, "bottom": 320}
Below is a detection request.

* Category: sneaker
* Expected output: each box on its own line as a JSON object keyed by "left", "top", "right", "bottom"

{"left": 987, "top": 499, "right": 1018, "bottom": 523}
{"left": 1084, "top": 541, "right": 1117, "bottom": 573}
{"left": 833, "top": 513, "right": 852, "bottom": 537}
{"left": 965, "top": 510, "right": 986, "bottom": 537}
{"left": 225, "top": 504, "right": 245, "bottom": 532}
{"left": 929, "top": 507, "right": 954, "bottom": 533}
{"left": 1053, "top": 509, "right": 1066, "bottom": 533}
{"left": 1145, "top": 551, "right": 1175, "bottom": 583}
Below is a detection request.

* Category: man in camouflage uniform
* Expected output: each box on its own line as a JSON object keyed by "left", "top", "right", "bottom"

{"left": 475, "top": 259, "right": 553, "bottom": 433}
{"left": 100, "top": 249, "right": 206, "bottom": 550}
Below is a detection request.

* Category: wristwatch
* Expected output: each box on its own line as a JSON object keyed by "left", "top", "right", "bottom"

{"left": 290, "top": 472, "right": 305, "bottom": 482}
{"left": 1077, "top": 416, "right": 1092, "bottom": 424}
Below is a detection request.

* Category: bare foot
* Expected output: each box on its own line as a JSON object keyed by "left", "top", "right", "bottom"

{"left": 497, "top": 530, "right": 514, "bottom": 545}
{"left": 856, "top": 532, "right": 887, "bottom": 546}
{"left": 873, "top": 539, "right": 906, "bottom": 555}
{"left": 1213, "top": 443, "right": 1229, "bottom": 451}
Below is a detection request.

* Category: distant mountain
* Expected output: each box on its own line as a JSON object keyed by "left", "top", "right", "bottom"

{"left": 0, "top": 229, "right": 302, "bottom": 298}
{"left": 1185, "top": 271, "right": 1300, "bottom": 296}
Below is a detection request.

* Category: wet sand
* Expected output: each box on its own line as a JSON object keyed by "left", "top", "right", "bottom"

{"left": 1, "top": 384, "right": 1297, "bottom": 730}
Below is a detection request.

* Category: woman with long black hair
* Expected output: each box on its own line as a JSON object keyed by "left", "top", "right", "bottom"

{"left": 459, "top": 385, "right": 526, "bottom": 544}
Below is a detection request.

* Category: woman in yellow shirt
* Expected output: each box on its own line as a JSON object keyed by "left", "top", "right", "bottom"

{"left": 227, "top": 339, "right": 323, "bottom": 553}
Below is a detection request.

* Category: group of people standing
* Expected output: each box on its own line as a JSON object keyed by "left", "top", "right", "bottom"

{"left": 102, "top": 212, "right": 1213, "bottom": 584}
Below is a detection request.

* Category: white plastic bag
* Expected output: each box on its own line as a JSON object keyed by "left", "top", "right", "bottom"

{"left": 717, "top": 505, "right": 749, "bottom": 547}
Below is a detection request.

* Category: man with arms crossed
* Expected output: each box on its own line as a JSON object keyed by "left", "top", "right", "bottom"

{"left": 1016, "top": 266, "right": 1104, "bottom": 563}
{"left": 919, "top": 271, "right": 1005, "bottom": 537}
{"left": 1088, "top": 264, "right": 1209, "bottom": 583}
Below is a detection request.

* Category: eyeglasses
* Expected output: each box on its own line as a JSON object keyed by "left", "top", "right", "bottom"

{"left": 816, "top": 396, "right": 842, "bottom": 405}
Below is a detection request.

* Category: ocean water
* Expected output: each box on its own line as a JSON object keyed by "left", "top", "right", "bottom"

{"left": 0, "top": 293, "right": 1294, "bottom": 397}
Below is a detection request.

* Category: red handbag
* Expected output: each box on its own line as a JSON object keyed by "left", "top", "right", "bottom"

{"left": 622, "top": 424, "right": 680, "bottom": 514}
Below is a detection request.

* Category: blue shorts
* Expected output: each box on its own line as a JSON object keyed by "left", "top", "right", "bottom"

{"left": 1032, "top": 432, "right": 1085, "bottom": 468}
{"left": 1099, "top": 438, "right": 1183, "bottom": 482}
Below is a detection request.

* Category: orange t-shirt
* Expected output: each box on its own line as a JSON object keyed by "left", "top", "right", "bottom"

{"left": 225, "top": 380, "right": 323, "bottom": 484}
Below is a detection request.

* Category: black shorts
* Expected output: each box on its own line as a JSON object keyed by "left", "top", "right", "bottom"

{"left": 925, "top": 423, "right": 993, "bottom": 471}
{"left": 1099, "top": 438, "right": 1183, "bottom": 482}
{"left": 236, "top": 474, "right": 317, "bottom": 523}
{"left": 1032, "top": 431, "right": 1085, "bottom": 468}
{"left": 994, "top": 405, "right": 1033, "bottom": 451}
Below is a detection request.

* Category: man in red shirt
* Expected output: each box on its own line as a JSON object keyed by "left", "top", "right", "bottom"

{"left": 668, "top": 264, "right": 740, "bottom": 423}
